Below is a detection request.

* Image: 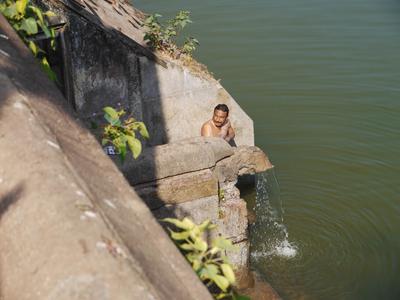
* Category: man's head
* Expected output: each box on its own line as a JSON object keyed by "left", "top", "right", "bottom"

{"left": 212, "top": 104, "right": 229, "bottom": 127}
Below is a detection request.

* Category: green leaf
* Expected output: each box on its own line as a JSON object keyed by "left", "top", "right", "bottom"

{"left": 186, "top": 252, "right": 199, "bottom": 263}
{"left": 20, "top": 17, "right": 38, "bottom": 35}
{"left": 137, "top": 122, "right": 149, "bottom": 139}
{"left": 16, "top": 0, "right": 28, "bottom": 14}
{"left": 210, "top": 247, "right": 219, "bottom": 255}
{"left": 213, "top": 275, "right": 230, "bottom": 292}
{"left": 104, "top": 114, "right": 121, "bottom": 126}
{"left": 168, "top": 229, "right": 191, "bottom": 241}
{"left": 3, "top": 4, "right": 17, "bottom": 18}
{"left": 220, "top": 254, "right": 230, "bottom": 264}
{"left": 189, "top": 226, "right": 201, "bottom": 239}
{"left": 220, "top": 263, "right": 236, "bottom": 285}
{"left": 101, "top": 138, "right": 109, "bottom": 146}
{"left": 200, "top": 264, "right": 219, "bottom": 279}
{"left": 12, "top": 23, "right": 20, "bottom": 31}
{"left": 162, "top": 217, "right": 195, "bottom": 230}
{"left": 50, "top": 38, "right": 56, "bottom": 50}
{"left": 29, "top": 5, "right": 44, "bottom": 24}
{"left": 126, "top": 135, "right": 142, "bottom": 159}
{"left": 103, "top": 106, "right": 119, "bottom": 120}
{"left": 179, "top": 243, "right": 195, "bottom": 251}
{"left": 193, "top": 237, "right": 207, "bottom": 252}
{"left": 211, "top": 237, "right": 238, "bottom": 251}
{"left": 43, "top": 10, "right": 56, "bottom": 18}
{"left": 192, "top": 259, "right": 201, "bottom": 271}
{"left": 103, "top": 107, "right": 121, "bottom": 126}
{"left": 216, "top": 293, "right": 230, "bottom": 300}
{"left": 50, "top": 28, "right": 56, "bottom": 49}
{"left": 40, "top": 57, "right": 57, "bottom": 82}
{"left": 198, "top": 219, "right": 212, "bottom": 231}
{"left": 118, "top": 140, "right": 127, "bottom": 162}
{"left": 126, "top": 129, "right": 136, "bottom": 138}
{"left": 28, "top": 40, "right": 38, "bottom": 56}
{"left": 111, "top": 135, "right": 126, "bottom": 162}
{"left": 39, "top": 21, "right": 51, "bottom": 38}
{"left": 29, "top": 6, "right": 51, "bottom": 38}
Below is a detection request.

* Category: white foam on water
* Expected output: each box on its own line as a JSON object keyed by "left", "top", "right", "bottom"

{"left": 251, "top": 238, "right": 297, "bottom": 260}
{"left": 274, "top": 239, "right": 297, "bottom": 258}
{"left": 251, "top": 170, "right": 298, "bottom": 260}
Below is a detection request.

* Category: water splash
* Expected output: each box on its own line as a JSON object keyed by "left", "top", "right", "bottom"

{"left": 251, "top": 169, "right": 297, "bottom": 259}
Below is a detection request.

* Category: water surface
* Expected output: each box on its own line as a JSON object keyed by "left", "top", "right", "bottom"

{"left": 133, "top": 1, "right": 400, "bottom": 299}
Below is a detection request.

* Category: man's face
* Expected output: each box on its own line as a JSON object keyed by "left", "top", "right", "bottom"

{"left": 212, "top": 109, "right": 228, "bottom": 127}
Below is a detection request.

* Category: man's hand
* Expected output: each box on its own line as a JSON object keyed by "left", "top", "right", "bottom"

{"left": 219, "top": 119, "right": 235, "bottom": 142}
{"left": 219, "top": 119, "right": 230, "bottom": 138}
{"left": 221, "top": 119, "right": 231, "bottom": 131}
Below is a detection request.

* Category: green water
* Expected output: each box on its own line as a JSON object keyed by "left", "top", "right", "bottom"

{"left": 133, "top": 1, "right": 400, "bottom": 299}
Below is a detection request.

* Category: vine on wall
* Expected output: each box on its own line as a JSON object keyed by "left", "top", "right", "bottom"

{"left": 0, "top": 0, "right": 57, "bottom": 80}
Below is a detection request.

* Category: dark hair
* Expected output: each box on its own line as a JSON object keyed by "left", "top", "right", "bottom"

{"left": 214, "top": 104, "right": 229, "bottom": 114}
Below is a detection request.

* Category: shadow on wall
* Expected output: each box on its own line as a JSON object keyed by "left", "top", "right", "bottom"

{"left": 57, "top": 1, "right": 170, "bottom": 192}
{"left": 0, "top": 7, "right": 177, "bottom": 220}
{"left": 38, "top": 0, "right": 171, "bottom": 203}
{"left": 1, "top": 17, "right": 216, "bottom": 299}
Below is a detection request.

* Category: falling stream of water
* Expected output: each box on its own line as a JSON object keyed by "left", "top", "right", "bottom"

{"left": 251, "top": 170, "right": 297, "bottom": 260}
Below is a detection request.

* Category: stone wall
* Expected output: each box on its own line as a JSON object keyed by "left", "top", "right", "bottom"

{"left": 116, "top": 137, "right": 273, "bottom": 288}
{"left": 41, "top": 0, "right": 254, "bottom": 146}
{"left": 0, "top": 16, "right": 213, "bottom": 300}
{"left": 0, "top": 1, "right": 277, "bottom": 297}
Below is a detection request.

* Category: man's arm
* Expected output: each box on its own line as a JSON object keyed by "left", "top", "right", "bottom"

{"left": 220, "top": 119, "right": 235, "bottom": 142}
{"left": 225, "top": 126, "right": 235, "bottom": 142}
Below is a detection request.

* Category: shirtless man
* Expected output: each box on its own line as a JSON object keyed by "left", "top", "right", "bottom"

{"left": 201, "top": 104, "right": 235, "bottom": 142}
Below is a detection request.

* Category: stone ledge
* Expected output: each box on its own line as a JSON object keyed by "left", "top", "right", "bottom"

{"left": 119, "top": 137, "right": 234, "bottom": 185}
{"left": 135, "top": 169, "right": 218, "bottom": 209}
{"left": 215, "top": 145, "right": 273, "bottom": 183}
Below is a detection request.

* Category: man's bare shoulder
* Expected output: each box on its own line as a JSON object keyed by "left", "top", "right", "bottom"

{"left": 201, "top": 120, "right": 212, "bottom": 129}
{"left": 201, "top": 120, "right": 213, "bottom": 137}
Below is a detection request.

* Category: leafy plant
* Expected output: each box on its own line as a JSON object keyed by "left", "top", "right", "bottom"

{"left": 182, "top": 37, "right": 199, "bottom": 56}
{"left": 102, "top": 106, "right": 149, "bottom": 162}
{"left": 163, "top": 217, "right": 250, "bottom": 300}
{"left": 142, "top": 13, "right": 162, "bottom": 49}
{"left": 143, "top": 10, "right": 199, "bottom": 57}
{"left": 0, "top": 0, "right": 57, "bottom": 80}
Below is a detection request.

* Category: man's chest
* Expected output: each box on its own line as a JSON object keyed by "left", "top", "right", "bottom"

{"left": 210, "top": 125, "right": 221, "bottom": 137}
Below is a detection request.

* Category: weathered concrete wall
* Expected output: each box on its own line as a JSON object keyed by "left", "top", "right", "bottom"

{"left": 139, "top": 56, "right": 254, "bottom": 146}
{"left": 41, "top": 0, "right": 254, "bottom": 146}
{"left": 119, "top": 137, "right": 273, "bottom": 288}
{"left": 0, "top": 15, "right": 212, "bottom": 300}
